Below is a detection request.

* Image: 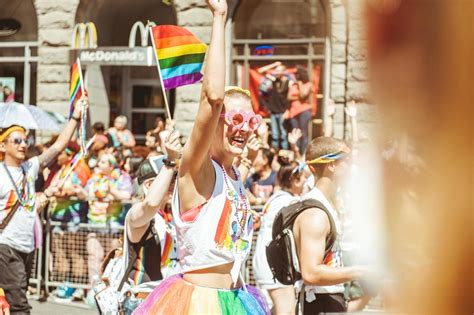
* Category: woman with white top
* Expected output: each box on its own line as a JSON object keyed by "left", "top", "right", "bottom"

{"left": 133, "top": 1, "right": 269, "bottom": 314}
{"left": 253, "top": 162, "right": 306, "bottom": 314}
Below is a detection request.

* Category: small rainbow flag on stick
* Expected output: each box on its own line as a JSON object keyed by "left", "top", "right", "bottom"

{"left": 149, "top": 25, "right": 207, "bottom": 90}
{"left": 69, "top": 59, "right": 86, "bottom": 118}
{"left": 69, "top": 58, "right": 88, "bottom": 154}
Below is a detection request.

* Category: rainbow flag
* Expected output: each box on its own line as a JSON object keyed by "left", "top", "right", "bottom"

{"left": 69, "top": 61, "right": 85, "bottom": 118}
{"left": 150, "top": 25, "right": 207, "bottom": 90}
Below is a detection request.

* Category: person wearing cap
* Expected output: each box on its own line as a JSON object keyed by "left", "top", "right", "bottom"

{"left": 0, "top": 97, "right": 88, "bottom": 314}
{"left": 121, "top": 131, "right": 182, "bottom": 312}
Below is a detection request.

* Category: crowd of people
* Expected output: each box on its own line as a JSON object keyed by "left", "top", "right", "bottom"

{"left": 0, "top": 1, "right": 374, "bottom": 315}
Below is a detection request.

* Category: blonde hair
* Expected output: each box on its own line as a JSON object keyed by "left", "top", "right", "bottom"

{"left": 224, "top": 86, "right": 252, "bottom": 102}
{"left": 114, "top": 115, "right": 128, "bottom": 126}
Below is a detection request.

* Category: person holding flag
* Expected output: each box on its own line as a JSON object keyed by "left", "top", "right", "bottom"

{"left": 0, "top": 96, "right": 89, "bottom": 314}
{"left": 134, "top": 1, "right": 269, "bottom": 314}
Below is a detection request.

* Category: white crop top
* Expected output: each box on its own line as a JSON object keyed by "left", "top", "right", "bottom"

{"left": 171, "top": 159, "right": 253, "bottom": 284}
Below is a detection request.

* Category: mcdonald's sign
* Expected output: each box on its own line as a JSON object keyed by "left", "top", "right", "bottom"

{"left": 71, "top": 22, "right": 98, "bottom": 49}
{"left": 72, "top": 21, "right": 157, "bottom": 66}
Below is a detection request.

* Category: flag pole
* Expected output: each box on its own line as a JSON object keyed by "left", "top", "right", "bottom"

{"left": 59, "top": 135, "right": 96, "bottom": 188}
{"left": 76, "top": 57, "right": 88, "bottom": 154}
{"left": 76, "top": 57, "right": 85, "bottom": 95}
{"left": 147, "top": 22, "right": 172, "bottom": 120}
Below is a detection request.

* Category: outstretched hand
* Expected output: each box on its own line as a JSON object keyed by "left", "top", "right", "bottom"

{"left": 72, "top": 95, "right": 89, "bottom": 119}
{"left": 206, "top": 0, "right": 228, "bottom": 16}
{"left": 165, "top": 130, "right": 183, "bottom": 161}
{"left": 326, "top": 99, "right": 336, "bottom": 117}
{"left": 246, "top": 134, "right": 262, "bottom": 162}
{"left": 165, "top": 118, "right": 175, "bottom": 131}
{"left": 345, "top": 100, "right": 358, "bottom": 117}
{"left": 288, "top": 128, "right": 303, "bottom": 145}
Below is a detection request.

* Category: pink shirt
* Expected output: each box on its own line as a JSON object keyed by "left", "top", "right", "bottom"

{"left": 288, "top": 82, "right": 312, "bottom": 119}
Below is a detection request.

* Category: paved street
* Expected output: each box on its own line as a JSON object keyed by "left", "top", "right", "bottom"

{"left": 30, "top": 299, "right": 96, "bottom": 315}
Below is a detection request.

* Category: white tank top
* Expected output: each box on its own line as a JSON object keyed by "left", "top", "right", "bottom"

{"left": 301, "top": 187, "right": 344, "bottom": 295}
{"left": 171, "top": 159, "right": 253, "bottom": 284}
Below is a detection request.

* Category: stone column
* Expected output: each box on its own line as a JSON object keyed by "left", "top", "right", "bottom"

{"left": 173, "top": 1, "right": 213, "bottom": 139}
{"left": 345, "top": 0, "right": 373, "bottom": 142}
{"left": 35, "top": 0, "right": 79, "bottom": 116}
{"left": 329, "top": 0, "right": 348, "bottom": 139}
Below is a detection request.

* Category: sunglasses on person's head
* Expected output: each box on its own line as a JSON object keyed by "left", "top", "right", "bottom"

{"left": 220, "top": 109, "right": 263, "bottom": 131}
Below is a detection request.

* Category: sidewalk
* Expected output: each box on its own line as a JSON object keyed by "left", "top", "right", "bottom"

{"left": 30, "top": 299, "right": 96, "bottom": 315}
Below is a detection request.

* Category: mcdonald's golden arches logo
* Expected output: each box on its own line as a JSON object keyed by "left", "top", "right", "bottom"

{"left": 71, "top": 22, "right": 98, "bottom": 49}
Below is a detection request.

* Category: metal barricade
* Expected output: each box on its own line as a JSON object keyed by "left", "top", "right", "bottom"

{"left": 242, "top": 205, "right": 264, "bottom": 285}
{"left": 41, "top": 203, "right": 263, "bottom": 291}
{"left": 27, "top": 246, "right": 42, "bottom": 299}
{"left": 44, "top": 221, "right": 123, "bottom": 293}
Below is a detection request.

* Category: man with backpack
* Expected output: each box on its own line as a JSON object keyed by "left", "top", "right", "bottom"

{"left": 295, "top": 136, "right": 367, "bottom": 313}
{"left": 266, "top": 136, "right": 368, "bottom": 314}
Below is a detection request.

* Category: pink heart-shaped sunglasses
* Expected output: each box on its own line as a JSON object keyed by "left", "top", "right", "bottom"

{"left": 220, "top": 109, "right": 263, "bottom": 131}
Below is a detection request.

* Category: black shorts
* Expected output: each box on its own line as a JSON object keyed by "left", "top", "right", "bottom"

{"left": 0, "top": 244, "right": 34, "bottom": 314}
{"left": 303, "top": 293, "right": 346, "bottom": 314}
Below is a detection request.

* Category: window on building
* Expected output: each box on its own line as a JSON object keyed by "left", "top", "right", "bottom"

{"left": 234, "top": 0, "right": 325, "bottom": 39}
{"left": 0, "top": 0, "right": 38, "bottom": 105}
{"left": 232, "top": 0, "right": 328, "bottom": 129}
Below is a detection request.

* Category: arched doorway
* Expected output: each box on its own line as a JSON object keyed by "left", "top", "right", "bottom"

{"left": 74, "top": 0, "right": 177, "bottom": 141}
{"left": 231, "top": 0, "right": 329, "bottom": 138}
{"left": 0, "top": 0, "right": 38, "bottom": 105}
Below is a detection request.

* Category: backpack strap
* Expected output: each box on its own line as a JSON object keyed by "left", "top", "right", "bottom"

{"left": 117, "top": 220, "right": 155, "bottom": 292}
{"left": 283, "top": 199, "right": 337, "bottom": 259}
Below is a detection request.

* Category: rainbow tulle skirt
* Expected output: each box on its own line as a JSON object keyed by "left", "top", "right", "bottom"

{"left": 133, "top": 274, "right": 270, "bottom": 315}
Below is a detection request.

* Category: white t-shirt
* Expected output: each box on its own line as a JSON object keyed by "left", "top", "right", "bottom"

{"left": 0, "top": 157, "right": 39, "bottom": 253}
{"left": 253, "top": 190, "right": 297, "bottom": 288}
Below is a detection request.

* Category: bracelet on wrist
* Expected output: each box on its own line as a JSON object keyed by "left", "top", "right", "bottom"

{"left": 70, "top": 116, "right": 81, "bottom": 122}
{"left": 163, "top": 158, "right": 177, "bottom": 169}
{"left": 241, "top": 162, "right": 251, "bottom": 170}
{"left": 240, "top": 158, "right": 252, "bottom": 169}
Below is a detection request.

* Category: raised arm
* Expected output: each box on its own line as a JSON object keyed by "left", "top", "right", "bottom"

{"left": 179, "top": 0, "right": 227, "bottom": 177}
{"left": 38, "top": 96, "right": 88, "bottom": 169}
{"left": 345, "top": 101, "right": 359, "bottom": 143}
{"left": 127, "top": 132, "right": 181, "bottom": 243}
{"left": 257, "top": 61, "right": 281, "bottom": 74}
{"left": 296, "top": 208, "right": 364, "bottom": 286}
{"left": 288, "top": 128, "right": 303, "bottom": 161}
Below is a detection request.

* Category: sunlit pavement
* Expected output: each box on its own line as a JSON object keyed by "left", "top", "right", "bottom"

{"left": 30, "top": 299, "right": 96, "bottom": 315}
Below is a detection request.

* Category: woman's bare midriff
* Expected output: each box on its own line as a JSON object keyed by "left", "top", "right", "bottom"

{"left": 183, "top": 262, "right": 242, "bottom": 289}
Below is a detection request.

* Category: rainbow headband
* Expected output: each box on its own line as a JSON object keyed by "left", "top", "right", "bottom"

{"left": 306, "top": 151, "right": 348, "bottom": 165}
{"left": 0, "top": 126, "right": 26, "bottom": 142}
{"left": 294, "top": 150, "right": 349, "bottom": 174}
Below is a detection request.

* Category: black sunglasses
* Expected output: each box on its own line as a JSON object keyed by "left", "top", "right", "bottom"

{"left": 8, "top": 137, "right": 29, "bottom": 146}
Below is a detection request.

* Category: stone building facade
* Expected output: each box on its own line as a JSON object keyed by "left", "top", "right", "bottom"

{"left": 1, "top": 0, "right": 372, "bottom": 141}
